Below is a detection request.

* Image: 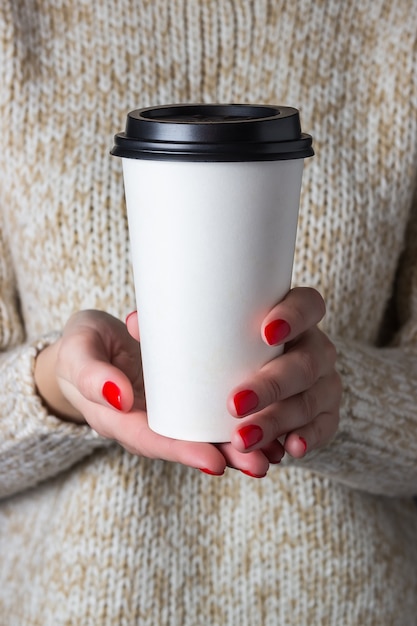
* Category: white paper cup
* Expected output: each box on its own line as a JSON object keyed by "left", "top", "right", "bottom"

{"left": 112, "top": 104, "right": 313, "bottom": 442}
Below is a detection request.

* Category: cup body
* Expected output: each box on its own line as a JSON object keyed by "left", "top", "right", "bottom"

{"left": 122, "top": 157, "right": 304, "bottom": 441}
{"left": 112, "top": 103, "right": 313, "bottom": 442}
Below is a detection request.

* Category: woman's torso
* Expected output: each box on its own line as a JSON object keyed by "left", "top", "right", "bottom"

{"left": 1, "top": 1, "right": 417, "bottom": 624}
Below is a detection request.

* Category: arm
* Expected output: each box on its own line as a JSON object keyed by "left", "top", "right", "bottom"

{"left": 0, "top": 225, "right": 108, "bottom": 500}
{"left": 289, "top": 198, "right": 417, "bottom": 497}
{"left": 217, "top": 193, "right": 417, "bottom": 497}
{"left": 302, "top": 338, "right": 417, "bottom": 496}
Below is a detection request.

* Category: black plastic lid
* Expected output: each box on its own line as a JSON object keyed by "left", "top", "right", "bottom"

{"left": 111, "top": 104, "right": 314, "bottom": 162}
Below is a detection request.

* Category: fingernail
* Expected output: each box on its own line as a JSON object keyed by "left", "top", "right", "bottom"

{"left": 102, "top": 381, "right": 122, "bottom": 410}
{"left": 125, "top": 310, "right": 136, "bottom": 325}
{"left": 238, "top": 424, "right": 263, "bottom": 449}
{"left": 240, "top": 469, "right": 267, "bottom": 478}
{"left": 264, "top": 319, "right": 291, "bottom": 345}
{"left": 233, "top": 389, "right": 259, "bottom": 416}
{"left": 199, "top": 468, "right": 225, "bottom": 476}
{"left": 299, "top": 436, "right": 308, "bottom": 454}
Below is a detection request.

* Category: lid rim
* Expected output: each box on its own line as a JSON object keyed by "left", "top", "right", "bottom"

{"left": 112, "top": 103, "right": 314, "bottom": 161}
{"left": 111, "top": 147, "right": 314, "bottom": 162}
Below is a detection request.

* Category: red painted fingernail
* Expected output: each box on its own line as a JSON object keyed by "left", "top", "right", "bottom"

{"left": 233, "top": 389, "right": 259, "bottom": 416}
{"left": 299, "top": 436, "right": 307, "bottom": 454}
{"left": 264, "top": 319, "right": 291, "bottom": 345}
{"left": 238, "top": 424, "right": 263, "bottom": 449}
{"left": 102, "top": 381, "right": 122, "bottom": 411}
{"left": 240, "top": 469, "right": 267, "bottom": 478}
{"left": 199, "top": 468, "right": 225, "bottom": 476}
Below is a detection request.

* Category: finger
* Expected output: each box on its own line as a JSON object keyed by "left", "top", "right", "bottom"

{"left": 57, "top": 332, "right": 135, "bottom": 412}
{"left": 259, "top": 439, "right": 286, "bottom": 464}
{"left": 230, "top": 371, "right": 341, "bottom": 452}
{"left": 216, "top": 442, "right": 271, "bottom": 477}
{"left": 228, "top": 328, "right": 337, "bottom": 417}
{"left": 90, "top": 407, "right": 228, "bottom": 474}
{"left": 284, "top": 407, "right": 340, "bottom": 458}
{"left": 126, "top": 310, "right": 140, "bottom": 341}
{"left": 261, "top": 287, "right": 326, "bottom": 346}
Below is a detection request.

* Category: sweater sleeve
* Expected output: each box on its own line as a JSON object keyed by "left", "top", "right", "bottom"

{"left": 292, "top": 197, "right": 417, "bottom": 498}
{"left": 0, "top": 227, "right": 110, "bottom": 500}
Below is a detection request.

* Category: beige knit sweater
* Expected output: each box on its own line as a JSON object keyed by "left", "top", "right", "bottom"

{"left": 1, "top": 1, "right": 417, "bottom": 624}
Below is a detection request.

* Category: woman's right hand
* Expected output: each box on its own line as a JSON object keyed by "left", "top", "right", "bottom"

{"left": 34, "top": 310, "right": 275, "bottom": 477}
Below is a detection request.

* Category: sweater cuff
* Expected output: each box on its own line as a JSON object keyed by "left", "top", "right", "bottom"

{"left": 283, "top": 337, "right": 417, "bottom": 497}
{"left": 0, "top": 333, "right": 111, "bottom": 499}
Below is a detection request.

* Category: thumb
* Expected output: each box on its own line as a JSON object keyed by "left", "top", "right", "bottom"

{"left": 126, "top": 310, "right": 140, "bottom": 342}
{"left": 56, "top": 331, "right": 135, "bottom": 414}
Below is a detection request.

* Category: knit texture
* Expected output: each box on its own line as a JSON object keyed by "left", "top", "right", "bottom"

{"left": 1, "top": 0, "right": 417, "bottom": 624}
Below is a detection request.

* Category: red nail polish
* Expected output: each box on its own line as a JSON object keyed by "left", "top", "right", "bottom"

{"left": 102, "top": 381, "right": 122, "bottom": 411}
{"left": 240, "top": 469, "right": 267, "bottom": 478}
{"left": 199, "top": 468, "right": 225, "bottom": 476}
{"left": 238, "top": 424, "right": 263, "bottom": 449}
{"left": 264, "top": 319, "right": 291, "bottom": 345}
{"left": 299, "top": 436, "right": 307, "bottom": 454}
{"left": 233, "top": 389, "right": 259, "bottom": 416}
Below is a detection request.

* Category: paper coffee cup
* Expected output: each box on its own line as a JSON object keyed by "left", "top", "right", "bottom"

{"left": 112, "top": 104, "right": 313, "bottom": 442}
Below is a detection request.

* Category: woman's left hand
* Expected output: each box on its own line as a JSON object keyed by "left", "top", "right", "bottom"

{"left": 227, "top": 287, "right": 341, "bottom": 464}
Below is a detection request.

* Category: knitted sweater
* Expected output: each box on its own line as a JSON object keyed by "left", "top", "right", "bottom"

{"left": 1, "top": 1, "right": 417, "bottom": 624}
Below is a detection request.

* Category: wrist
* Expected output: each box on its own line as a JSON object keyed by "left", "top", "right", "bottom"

{"left": 34, "top": 339, "right": 86, "bottom": 424}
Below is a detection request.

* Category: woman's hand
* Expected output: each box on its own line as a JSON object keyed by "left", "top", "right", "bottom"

{"left": 35, "top": 310, "right": 232, "bottom": 474}
{"left": 227, "top": 287, "right": 341, "bottom": 460}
